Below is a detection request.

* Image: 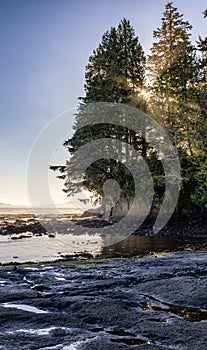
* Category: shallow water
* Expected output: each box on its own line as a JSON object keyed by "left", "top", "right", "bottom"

{"left": 140, "top": 294, "right": 207, "bottom": 322}
{"left": 101, "top": 234, "right": 207, "bottom": 257}
{"left": 39, "top": 342, "right": 83, "bottom": 350}
{"left": 0, "top": 231, "right": 206, "bottom": 264}
{"left": 0, "top": 210, "right": 206, "bottom": 263}
{"left": 6, "top": 326, "right": 71, "bottom": 336}
{"left": 2, "top": 303, "right": 48, "bottom": 314}
{"left": 0, "top": 233, "right": 102, "bottom": 263}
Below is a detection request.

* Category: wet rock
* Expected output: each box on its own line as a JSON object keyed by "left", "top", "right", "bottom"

{"left": 11, "top": 234, "right": 32, "bottom": 240}
{"left": 0, "top": 252, "right": 207, "bottom": 349}
{"left": 33, "top": 232, "right": 43, "bottom": 236}
{"left": 0, "top": 222, "right": 47, "bottom": 236}
{"left": 31, "top": 284, "right": 50, "bottom": 292}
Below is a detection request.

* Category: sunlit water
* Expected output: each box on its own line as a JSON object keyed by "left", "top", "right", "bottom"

{"left": 0, "top": 208, "right": 206, "bottom": 263}
{"left": 0, "top": 233, "right": 102, "bottom": 263}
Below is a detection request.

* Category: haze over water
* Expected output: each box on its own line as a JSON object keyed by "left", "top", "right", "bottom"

{"left": 0, "top": 207, "right": 206, "bottom": 264}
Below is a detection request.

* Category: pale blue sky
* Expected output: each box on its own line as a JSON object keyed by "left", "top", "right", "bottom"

{"left": 0, "top": 0, "right": 206, "bottom": 205}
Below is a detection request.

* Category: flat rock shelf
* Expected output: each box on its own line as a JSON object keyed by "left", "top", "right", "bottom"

{"left": 0, "top": 251, "right": 206, "bottom": 349}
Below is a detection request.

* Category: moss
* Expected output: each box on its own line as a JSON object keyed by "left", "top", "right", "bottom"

{"left": 0, "top": 252, "right": 170, "bottom": 270}
{"left": 73, "top": 262, "right": 97, "bottom": 267}
{"left": 20, "top": 262, "right": 40, "bottom": 267}
{"left": 0, "top": 264, "right": 14, "bottom": 269}
{"left": 135, "top": 251, "right": 169, "bottom": 259}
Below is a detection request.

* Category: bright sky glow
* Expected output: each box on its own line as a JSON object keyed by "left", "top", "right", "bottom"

{"left": 0, "top": 0, "right": 206, "bottom": 205}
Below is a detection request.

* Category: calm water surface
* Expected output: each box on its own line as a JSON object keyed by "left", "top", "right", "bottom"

{"left": 0, "top": 208, "right": 206, "bottom": 263}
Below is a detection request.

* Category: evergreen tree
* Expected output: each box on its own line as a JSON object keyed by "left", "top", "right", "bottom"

{"left": 197, "top": 8, "right": 207, "bottom": 131}
{"left": 191, "top": 9, "right": 207, "bottom": 209}
{"left": 147, "top": 2, "right": 205, "bottom": 211}
{"left": 62, "top": 19, "right": 147, "bottom": 202}
{"left": 51, "top": 5, "right": 207, "bottom": 213}
{"left": 83, "top": 18, "right": 145, "bottom": 104}
{"left": 148, "top": 2, "right": 199, "bottom": 154}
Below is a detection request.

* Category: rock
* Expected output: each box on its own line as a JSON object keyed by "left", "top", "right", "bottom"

{"left": 0, "top": 252, "right": 206, "bottom": 349}
{"left": 48, "top": 232, "right": 56, "bottom": 238}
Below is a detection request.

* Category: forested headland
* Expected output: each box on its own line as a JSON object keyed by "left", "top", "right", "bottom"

{"left": 52, "top": 2, "right": 207, "bottom": 216}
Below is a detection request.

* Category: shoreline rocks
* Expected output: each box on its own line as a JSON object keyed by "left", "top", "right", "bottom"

{"left": 1, "top": 213, "right": 207, "bottom": 239}
{"left": 0, "top": 251, "right": 206, "bottom": 349}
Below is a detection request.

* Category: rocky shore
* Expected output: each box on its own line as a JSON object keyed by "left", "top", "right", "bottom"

{"left": 0, "top": 251, "right": 207, "bottom": 349}
{"left": 1, "top": 213, "right": 207, "bottom": 239}
{"left": 0, "top": 212, "right": 206, "bottom": 349}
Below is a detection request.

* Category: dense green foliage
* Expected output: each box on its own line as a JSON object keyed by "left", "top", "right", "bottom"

{"left": 83, "top": 18, "right": 145, "bottom": 104}
{"left": 52, "top": 3, "right": 207, "bottom": 212}
{"left": 148, "top": 3, "right": 199, "bottom": 151}
{"left": 63, "top": 18, "right": 149, "bottom": 202}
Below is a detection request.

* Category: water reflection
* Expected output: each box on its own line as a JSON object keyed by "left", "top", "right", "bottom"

{"left": 0, "top": 210, "right": 206, "bottom": 263}
{"left": 101, "top": 234, "right": 207, "bottom": 258}
{"left": 1, "top": 232, "right": 206, "bottom": 264}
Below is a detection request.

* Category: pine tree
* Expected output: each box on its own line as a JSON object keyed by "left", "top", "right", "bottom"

{"left": 148, "top": 2, "right": 199, "bottom": 154}
{"left": 83, "top": 18, "right": 145, "bottom": 104}
{"left": 147, "top": 2, "right": 204, "bottom": 211}
{"left": 62, "top": 19, "right": 147, "bottom": 202}
{"left": 190, "top": 9, "right": 207, "bottom": 209}
{"left": 51, "top": 6, "right": 206, "bottom": 213}
{"left": 197, "top": 8, "right": 207, "bottom": 125}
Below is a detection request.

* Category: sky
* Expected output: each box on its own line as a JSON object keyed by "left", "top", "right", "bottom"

{"left": 0, "top": 0, "right": 206, "bottom": 206}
